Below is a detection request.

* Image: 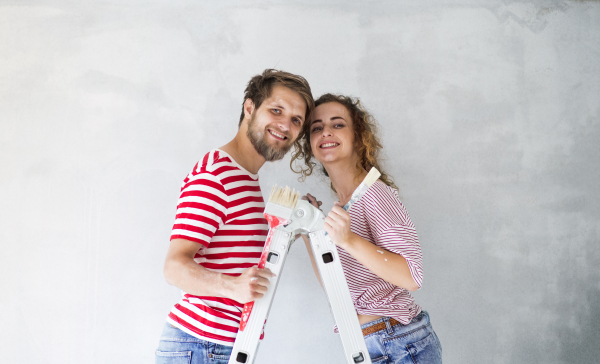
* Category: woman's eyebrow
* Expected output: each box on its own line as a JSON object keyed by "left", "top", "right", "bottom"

{"left": 311, "top": 116, "right": 346, "bottom": 125}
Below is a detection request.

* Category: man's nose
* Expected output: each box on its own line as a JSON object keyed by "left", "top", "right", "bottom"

{"left": 275, "top": 117, "right": 292, "bottom": 132}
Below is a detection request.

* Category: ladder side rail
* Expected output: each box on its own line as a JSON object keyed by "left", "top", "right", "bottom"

{"left": 228, "top": 229, "right": 294, "bottom": 364}
{"left": 308, "top": 229, "right": 372, "bottom": 364}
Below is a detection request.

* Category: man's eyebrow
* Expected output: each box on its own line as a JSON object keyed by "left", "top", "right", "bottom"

{"left": 269, "top": 102, "right": 304, "bottom": 121}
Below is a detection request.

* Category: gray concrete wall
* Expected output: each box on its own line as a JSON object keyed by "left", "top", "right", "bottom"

{"left": 1, "top": 1, "right": 599, "bottom": 363}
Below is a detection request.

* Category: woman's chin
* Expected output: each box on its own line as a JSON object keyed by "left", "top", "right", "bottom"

{"left": 316, "top": 155, "right": 341, "bottom": 165}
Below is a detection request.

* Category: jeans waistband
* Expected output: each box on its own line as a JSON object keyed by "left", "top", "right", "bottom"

{"left": 360, "top": 311, "right": 428, "bottom": 337}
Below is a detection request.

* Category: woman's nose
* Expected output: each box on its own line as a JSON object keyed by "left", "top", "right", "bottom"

{"left": 321, "top": 125, "right": 333, "bottom": 136}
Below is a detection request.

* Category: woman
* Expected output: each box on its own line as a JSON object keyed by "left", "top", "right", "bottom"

{"left": 291, "top": 94, "right": 442, "bottom": 364}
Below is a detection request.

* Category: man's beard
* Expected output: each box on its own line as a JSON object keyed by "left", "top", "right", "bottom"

{"left": 246, "top": 115, "right": 293, "bottom": 162}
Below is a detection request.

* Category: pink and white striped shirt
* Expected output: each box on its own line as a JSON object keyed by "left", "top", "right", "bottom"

{"left": 167, "top": 149, "right": 268, "bottom": 346}
{"left": 339, "top": 180, "right": 423, "bottom": 325}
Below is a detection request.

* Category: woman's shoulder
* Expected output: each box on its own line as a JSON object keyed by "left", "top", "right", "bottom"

{"left": 361, "top": 180, "right": 412, "bottom": 227}
{"left": 365, "top": 180, "right": 401, "bottom": 203}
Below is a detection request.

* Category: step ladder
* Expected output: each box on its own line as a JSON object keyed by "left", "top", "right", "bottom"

{"left": 229, "top": 170, "right": 380, "bottom": 364}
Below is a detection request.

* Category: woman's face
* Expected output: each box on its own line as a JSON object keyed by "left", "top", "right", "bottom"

{"left": 309, "top": 102, "right": 358, "bottom": 166}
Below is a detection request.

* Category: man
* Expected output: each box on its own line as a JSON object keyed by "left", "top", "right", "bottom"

{"left": 156, "top": 69, "right": 314, "bottom": 363}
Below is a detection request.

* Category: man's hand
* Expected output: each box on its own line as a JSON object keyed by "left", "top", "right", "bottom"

{"left": 324, "top": 201, "right": 356, "bottom": 249}
{"left": 229, "top": 266, "right": 276, "bottom": 304}
{"left": 302, "top": 193, "right": 322, "bottom": 210}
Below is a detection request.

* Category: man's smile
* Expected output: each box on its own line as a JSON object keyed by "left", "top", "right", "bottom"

{"left": 268, "top": 129, "right": 288, "bottom": 141}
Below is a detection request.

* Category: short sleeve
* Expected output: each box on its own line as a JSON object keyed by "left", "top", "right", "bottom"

{"left": 363, "top": 184, "right": 424, "bottom": 288}
{"left": 170, "top": 170, "right": 228, "bottom": 247}
{"left": 376, "top": 224, "right": 423, "bottom": 289}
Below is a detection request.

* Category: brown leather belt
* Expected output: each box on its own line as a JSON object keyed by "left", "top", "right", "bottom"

{"left": 362, "top": 318, "right": 401, "bottom": 336}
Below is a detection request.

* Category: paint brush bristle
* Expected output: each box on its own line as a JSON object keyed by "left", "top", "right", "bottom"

{"left": 264, "top": 185, "right": 300, "bottom": 220}
{"left": 268, "top": 185, "right": 300, "bottom": 209}
{"left": 362, "top": 167, "right": 381, "bottom": 187}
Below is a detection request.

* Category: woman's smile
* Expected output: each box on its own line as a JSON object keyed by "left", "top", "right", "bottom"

{"left": 319, "top": 141, "right": 340, "bottom": 149}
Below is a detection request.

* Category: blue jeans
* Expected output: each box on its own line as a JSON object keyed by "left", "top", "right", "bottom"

{"left": 155, "top": 323, "right": 232, "bottom": 364}
{"left": 362, "top": 311, "right": 442, "bottom": 364}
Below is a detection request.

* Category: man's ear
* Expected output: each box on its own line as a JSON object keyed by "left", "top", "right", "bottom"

{"left": 243, "top": 98, "right": 255, "bottom": 120}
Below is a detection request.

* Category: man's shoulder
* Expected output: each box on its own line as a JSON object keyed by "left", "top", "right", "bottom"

{"left": 190, "top": 149, "right": 240, "bottom": 177}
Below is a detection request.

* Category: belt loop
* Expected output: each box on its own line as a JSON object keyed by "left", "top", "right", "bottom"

{"left": 384, "top": 318, "right": 393, "bottom": 335}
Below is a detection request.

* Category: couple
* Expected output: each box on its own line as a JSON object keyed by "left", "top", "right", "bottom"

{"left": 157, "top": 69, "right": 442, "bottom": 364}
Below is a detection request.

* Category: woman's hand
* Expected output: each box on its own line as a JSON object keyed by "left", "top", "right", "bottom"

{"left": 324, "top": 201, "right": 356, "bottom": 248}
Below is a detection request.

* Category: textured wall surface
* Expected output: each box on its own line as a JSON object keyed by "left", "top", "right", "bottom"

{"left": 1, "top": 1, "right": 599, "bottom": 363}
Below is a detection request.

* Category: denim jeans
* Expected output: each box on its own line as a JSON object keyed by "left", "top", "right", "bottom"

{"left": 362, "top": 311, "right": 442, "bottom": 364}
{"left": 155, "top": 323, "right": 232, "bottom": 364}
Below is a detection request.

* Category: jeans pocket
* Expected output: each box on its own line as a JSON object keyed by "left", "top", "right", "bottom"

{"left": 406, "top": 332, "right": 442, "bottom": 364}
{"left": 365, "top": 334, "right": 388, "bottom": 363}
{"left": 155, "top": 350, "right": 192, "bottom": 364}
{"left": 370, "top": 355, "right": 388, "bottom": 363}
{"left": 207, "top": 342, "right": 233, "bottom": 363}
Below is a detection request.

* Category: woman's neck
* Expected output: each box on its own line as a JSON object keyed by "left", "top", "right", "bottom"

{"left": 325, "top": 161, "right": 367, "bottom": 206}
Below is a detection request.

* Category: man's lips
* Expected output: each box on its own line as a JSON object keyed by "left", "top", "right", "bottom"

{"left": 267, "top": 129, "right": 288, "bottom": 141}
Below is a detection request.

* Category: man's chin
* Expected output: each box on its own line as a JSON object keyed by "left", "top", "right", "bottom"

{"left": 262, "top": 148, "right": 288, "bottom": 162}
{"left": 248, "top": 128, "right": 293, "bottom": 161}
{"left": 257, "top": 144, "right": 291, "bottom": 162}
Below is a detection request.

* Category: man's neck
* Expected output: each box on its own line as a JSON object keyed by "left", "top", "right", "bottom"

{"left": 219, "top": 122, "right": 266, "bottom": 175}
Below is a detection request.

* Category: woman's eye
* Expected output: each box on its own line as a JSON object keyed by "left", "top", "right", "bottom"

{"left": 272, "top": 109, "right": 281, "bottom": 114}
{"left": 334, "top": 124, "right": 344, "bottom": 128}
{"left": 311, "top": 126, "right": 322, "bottom": 132}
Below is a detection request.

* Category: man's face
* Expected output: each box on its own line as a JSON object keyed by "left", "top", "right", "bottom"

{"left": 246, "top": 85, "right": 307, "bottom": 161}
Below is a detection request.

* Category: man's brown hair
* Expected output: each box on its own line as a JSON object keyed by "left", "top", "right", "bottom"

{"left": 239, "top": 69, "right": 314, "bottom": 127}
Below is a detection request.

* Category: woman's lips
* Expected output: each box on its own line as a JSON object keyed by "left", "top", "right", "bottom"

{"left": 319, "top": 142, "right": 339, "bottom": 149}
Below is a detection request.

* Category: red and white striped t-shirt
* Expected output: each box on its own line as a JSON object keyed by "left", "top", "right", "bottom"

{"left": 167, "top": 149, "right": 268, "bottom": 346}
{"left": 340, "top": 180, "right": 424, "bottom": 325}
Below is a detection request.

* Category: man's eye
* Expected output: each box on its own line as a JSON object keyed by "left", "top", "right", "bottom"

{"left": 293, "top": 118, "right": 302, "bottom": 125}
{"left": 272, "top": 109, "right": 281, "bottom": 114}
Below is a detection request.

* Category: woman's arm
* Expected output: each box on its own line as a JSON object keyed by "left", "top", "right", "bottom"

{"left": 324, "top": 202, "right": 420, "bottom": 292}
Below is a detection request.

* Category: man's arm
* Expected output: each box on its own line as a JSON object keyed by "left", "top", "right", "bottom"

{"left": 164, "top": 238, "right": 275, "bottom": 304}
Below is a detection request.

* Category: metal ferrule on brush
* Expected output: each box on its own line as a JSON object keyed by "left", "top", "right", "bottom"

{"left": 263, "top": 185, "right": 300, "bottom": 222}
{"left": 263, "top": 202, "right": 294, "bottom": 222}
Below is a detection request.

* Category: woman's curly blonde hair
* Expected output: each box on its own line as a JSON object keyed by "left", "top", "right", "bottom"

{"left": 290, "top": 93, "right": 398, "bottom": 191}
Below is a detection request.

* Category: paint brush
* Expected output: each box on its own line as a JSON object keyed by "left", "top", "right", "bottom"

{"left": 239, "top": 185, "right": 300, "bottom": 332}
{"left": 342, "top": 167, "right": 381, "bottom": 211}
